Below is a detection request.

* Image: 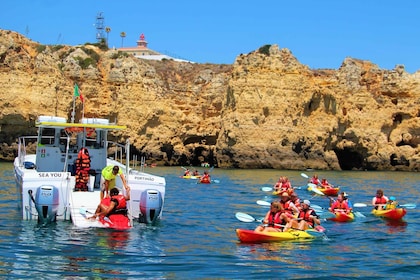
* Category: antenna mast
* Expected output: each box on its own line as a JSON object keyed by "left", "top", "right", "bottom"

{"left": 95, "top": 12, "right": 105, "bottom": 43}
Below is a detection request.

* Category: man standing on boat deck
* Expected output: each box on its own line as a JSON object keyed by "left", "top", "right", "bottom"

{"left": 100, "top": 165, "right": 129, "bottom": 199}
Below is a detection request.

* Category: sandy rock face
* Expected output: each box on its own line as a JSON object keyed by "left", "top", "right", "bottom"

{"left": 0, "top": 31, "right": 419, "bottom": 170}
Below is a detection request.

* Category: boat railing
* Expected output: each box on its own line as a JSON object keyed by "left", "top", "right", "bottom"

{"left": 17, "top": 136, "right": 38, "bottom": 167}
{"left": 107, "top": 141, "right": 126, "bottom": 163}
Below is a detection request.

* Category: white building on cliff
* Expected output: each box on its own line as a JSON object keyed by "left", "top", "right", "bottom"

{"left": 117, "top": 33, "right": 190, "bottom": 62}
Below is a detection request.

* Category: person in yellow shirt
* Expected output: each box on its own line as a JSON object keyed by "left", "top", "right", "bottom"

{"left": 100, "top": 165, "right": 129, "bottom": 199}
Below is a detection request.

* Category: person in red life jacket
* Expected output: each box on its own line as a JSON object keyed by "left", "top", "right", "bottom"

{"left": 255, "top": 201, "right": 285, "bottom": 232}
{"left": 285, "top": 200, "right": 321, "bottom": 231}
{"left": 309, "top": 174, "right": 320, "bottom": 185}
{"left": 273, "top": 176, "right": 284, "bottom": 192}
{"left": 200, "top": 171, "right": 211, "bottom": 184}
{"left": 100, "top": 165, "right": 129, "bottom": 200}
{"left": 289, "top": 191, "right": 301, "bottom": 210}
{"left": 329, "top": 194, "right": 351, "bottom": 214}
{"left": 320, "top": 178, "right": 333, "bottom": 189}
{"left": 278, "top": 192, "right": 300, "bottom": 228}
{"left": 273, "top": 176, "right": 292, "bottom": 193}
{"left": 183, "top": 169, "right": 191, "bottom": 176}
{"left": 372, "top": 189, "right": 389, "bottom": 210}
{"left": 93, "top": 187, "right": 130, "bottom": 219}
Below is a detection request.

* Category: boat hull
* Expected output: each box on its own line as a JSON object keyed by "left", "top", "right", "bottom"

{"left": 236, "top": 228, "right": 317, "bottom": 243}
{"left": 372, "top": 208, "right": 406, "bottom": 220}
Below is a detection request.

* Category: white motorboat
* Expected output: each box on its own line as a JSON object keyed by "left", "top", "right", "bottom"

{"left": 14, "top": 115, "right": 166, "bottom": 228}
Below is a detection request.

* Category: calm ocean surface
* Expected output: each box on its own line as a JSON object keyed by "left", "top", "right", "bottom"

{"left": 0, "top": 162, "right": 419, "bottom": 279}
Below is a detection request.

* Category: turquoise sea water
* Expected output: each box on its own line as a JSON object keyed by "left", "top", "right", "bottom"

{"left": 1, "top": 162, "right": 419, "bottom": 279}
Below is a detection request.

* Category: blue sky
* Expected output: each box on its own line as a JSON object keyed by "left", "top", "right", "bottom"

{"left": 1, "top": 1, "right": 419, "bottom": 72}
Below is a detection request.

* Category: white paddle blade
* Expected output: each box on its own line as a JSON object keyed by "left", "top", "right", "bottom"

{"left": 235, "top": 212, "right": 256, "bottom": 222}
{"left": 261, "top": 187, "right": 273, "bottom": 192}
{"left": 354, "top": 203, "right": 368, "bottom": 208}
{"left": 400, "top": 203, "right": 416, "bottom": 209}
{"left": 308, "top": 183, "right": 324, "bottom": 196}
{"left": 300, "top": 173, "right": 309, "bottom": 179}
{"left": 256, "top": 200, "right": 271, "bottom": 206}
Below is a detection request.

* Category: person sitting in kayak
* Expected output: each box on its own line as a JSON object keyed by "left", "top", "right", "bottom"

{"left": 329, "top": 194, "right": 351, "bottom": 214}
{"left": 279, "top": 192, "right": 300, "bottom": 217}
{"left": 309, "top": 174, "right": 320, "bottom": 185}
{"left": 385, "top": 196, "right": 398, "bottom": 210}
{"left": 289, "top": 191, "right": 301, "bottom": 210}
{"left": 200, "top": 171, "right": 211, "bottom": 183}
{"left": 320, "top": 178, "right": 333, "bottom": 189}
{"left": 342, "top": 192, "right": 353, "bottom": 211}
{"left": 274, "top": 176, "right": 292, "bottom": 194}
{"left": 285, "top": 200, "right": 320, "bottom": 231}
{"left": 93, "top": 187, "right": 130, "bottom": 219}
{"left": 192, "top": 170, "right": 200, "bottom": 176}
{"left": 183, "top": 169, "right": 191, "bottom": 176}
{"left": 255, "top": 201, "right": 285, "bottom": 232}
{"left": 372, "top": 189, "right": 389, "bottom": 210}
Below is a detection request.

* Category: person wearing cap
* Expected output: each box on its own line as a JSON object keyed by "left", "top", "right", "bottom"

{"left": 100, "top": 165, "right": 129, "bottom": 200}
{"left": 289, "top": 191, "right": 301, "bottom": 210}
{"left": 385, "top": 196, "right": 398, "bottom": 210}
{"left": 279, "top": 192, "right": 300, "bottom": 217}
{"left": 341, "top": 192, "right": 353, "bottom": 211}
{"left": 372, "top": 189, "right": 389, "bottom": 210}
{"left": 329, "top": 194, "right": 351, "bottom": 214}
{"left": 284, "top": 199, "right": 320, "bottom": 231}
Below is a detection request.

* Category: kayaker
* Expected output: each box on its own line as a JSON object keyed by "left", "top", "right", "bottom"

{"left": 254, "top": 201, "right": 285, "bottom": 232}
{"left": 385, "top": 196, "right": 398, "bottom": 210}
{"left": 183, "top": 169, "right": 191, "bottom": 176}
{"left": 93, "top": 187, "right": 130, "bottom": 219}
{"left": 285, "top": 200, "right": 320, "bottom": 231}
{"left": 200, "top": 171, "right": 211, "bottom": 184}
{"left": 100, "top": 165, "right": 129, "bottom": 200}
{"left": 320, "top": 178, "right": 333, "bottom": 189}
{"left": 372, "top": 189, "right": 389, "bottom": 210}
{"left": 309, "top": 174, "right": 320, "bottom": 185}
{"left": 273, "top": 176, "right": 292, "bottom": 193}
{"left": 329, "top": 194, "right": 351, "bottom": 214}
{"left": 342, "top": 192, "right": 353, "bottom": 211}
{"left": 279, "top": 192, "right": 300, "bottom": 216}
{"left": 192, "top": 170, "right": 200, "bottom": 176}
{"left": 289, "top": 191, "right": 301, "bottom": 210}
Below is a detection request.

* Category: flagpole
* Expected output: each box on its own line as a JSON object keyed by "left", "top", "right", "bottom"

{"left": 71, "top": 90, "right": 76, "bottom": 123}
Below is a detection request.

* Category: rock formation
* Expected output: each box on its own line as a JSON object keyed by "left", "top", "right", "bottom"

{"left": 0, "top": 30, "right": 419, "bottom": 170}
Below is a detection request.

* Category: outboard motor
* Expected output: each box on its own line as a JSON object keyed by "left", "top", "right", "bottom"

{"left": 34, "top": 185, "right": 59, "bottom": 224}
{"left": 139, "top": 189, "right": 163, "bottom": 224}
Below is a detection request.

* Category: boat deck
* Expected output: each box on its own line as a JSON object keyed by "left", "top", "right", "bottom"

{"left": 69, "top": 190, "right": 106, "bottom": 228}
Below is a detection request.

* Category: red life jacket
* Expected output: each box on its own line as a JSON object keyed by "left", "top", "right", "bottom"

{"left": 280, "top": 200, "right": 293, "bottom": 214}
{"left": 111, "top": 195, "right": 127, "bottom": 210}
{"left": 268, "top": 212, "right": 284, "bottom": 228}
{"left": 374, "top": 196, "right": 387, "bottom": 205}
{"left": 298, "top": 208, "right": 315, "bottom": 227}
{"left": 332, "top": 201, "right": 348, "bottom": 210}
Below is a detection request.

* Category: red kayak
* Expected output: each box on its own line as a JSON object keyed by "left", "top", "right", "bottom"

{"left": 319, "top": 187, "right": 340, "bottom": 196}
{"left": 328, "top": 211, "right": 354, "bottom": 222}
{"left": 372, "top": 208, "right": 406, "bottom": 220}
{"left": 99, "top": 214, "right": 131, "bottom": 230}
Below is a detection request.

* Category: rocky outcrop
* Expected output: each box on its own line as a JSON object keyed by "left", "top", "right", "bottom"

{"left": 1, "top": 30, "right": 419, "bottom": 170}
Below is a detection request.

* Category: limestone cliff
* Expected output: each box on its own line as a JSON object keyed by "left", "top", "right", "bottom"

{"left": 0, "top": 30, "right": 419, "bottom": 171}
